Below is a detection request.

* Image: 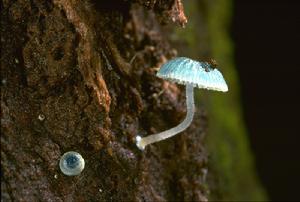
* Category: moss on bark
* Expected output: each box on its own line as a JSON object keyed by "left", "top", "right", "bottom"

{"left": 169, "top": 0, "right": 267, "bottom": 201}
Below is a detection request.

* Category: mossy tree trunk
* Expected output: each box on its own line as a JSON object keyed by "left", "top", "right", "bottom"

{"left": 1, "top": 0, "right": 266, "bottom": 201}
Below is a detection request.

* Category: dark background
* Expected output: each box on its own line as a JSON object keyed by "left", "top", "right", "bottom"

{"left": 232, "top": 1, "right": 300, "bottom": 201}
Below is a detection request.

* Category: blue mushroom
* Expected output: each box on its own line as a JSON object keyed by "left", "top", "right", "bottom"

{"left": 59, "top": 151, "right": 85, "bottom": 176}
{"left": 136, "top": 57, "right": 228, "bottom": 150}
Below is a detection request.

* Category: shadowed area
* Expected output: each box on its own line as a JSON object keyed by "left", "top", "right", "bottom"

{"left": 233, "top": 1, "right": 300, "bottom": 201}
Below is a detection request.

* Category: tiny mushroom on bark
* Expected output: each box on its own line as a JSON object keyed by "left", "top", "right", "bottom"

{"left": 136, "top": 57, "right": 228, "bottom": 150}
{"left": 59, "top": 151, "right": 85, "bottom": 176}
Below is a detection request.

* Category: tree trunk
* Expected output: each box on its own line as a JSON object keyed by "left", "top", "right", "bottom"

{"left": 1, "top": 0, "right": 209, "bottom": 201}
{"left": 1, "top": 0, "right": 266, "bottom": 201}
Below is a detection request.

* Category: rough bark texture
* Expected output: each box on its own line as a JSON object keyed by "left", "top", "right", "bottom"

{"left": 1, "top": 0, "right": 209, "bottom": 201}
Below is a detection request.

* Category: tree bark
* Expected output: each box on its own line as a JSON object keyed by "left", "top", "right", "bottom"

{"left": 1, "top": 0, "right": 209, "bottom": 201}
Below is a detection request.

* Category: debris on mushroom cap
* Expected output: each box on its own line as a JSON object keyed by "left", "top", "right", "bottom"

{"left": 157, "top": 57, "right": 228, "bottom": 92}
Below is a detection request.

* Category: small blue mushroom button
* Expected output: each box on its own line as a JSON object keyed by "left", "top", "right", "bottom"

{"left": 59, "top": 151, "right": 85, "bottom": 176}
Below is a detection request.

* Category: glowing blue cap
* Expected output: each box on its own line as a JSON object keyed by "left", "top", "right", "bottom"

{"left": 157, "top": 57, "right": 228, "bottom": 92}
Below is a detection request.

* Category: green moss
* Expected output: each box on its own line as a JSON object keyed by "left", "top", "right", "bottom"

{"left": 169, "top": 0, "right": 267, "bottom": 200}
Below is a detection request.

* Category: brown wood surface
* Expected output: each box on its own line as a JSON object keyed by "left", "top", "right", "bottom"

{"left": 1, "top": 1, "right": 208, "bottom": 201}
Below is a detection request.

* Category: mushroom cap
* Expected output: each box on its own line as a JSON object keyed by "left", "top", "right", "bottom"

{"left": 157, "top": 57, "right": 228, "bottom": 92}
{"left": 59, "top": 151, "right": 85, "bottom": 176}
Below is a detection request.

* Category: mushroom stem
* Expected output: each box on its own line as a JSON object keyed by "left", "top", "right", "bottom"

{"left": 136, "top": 84, "right": 195, "bottom": 150}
